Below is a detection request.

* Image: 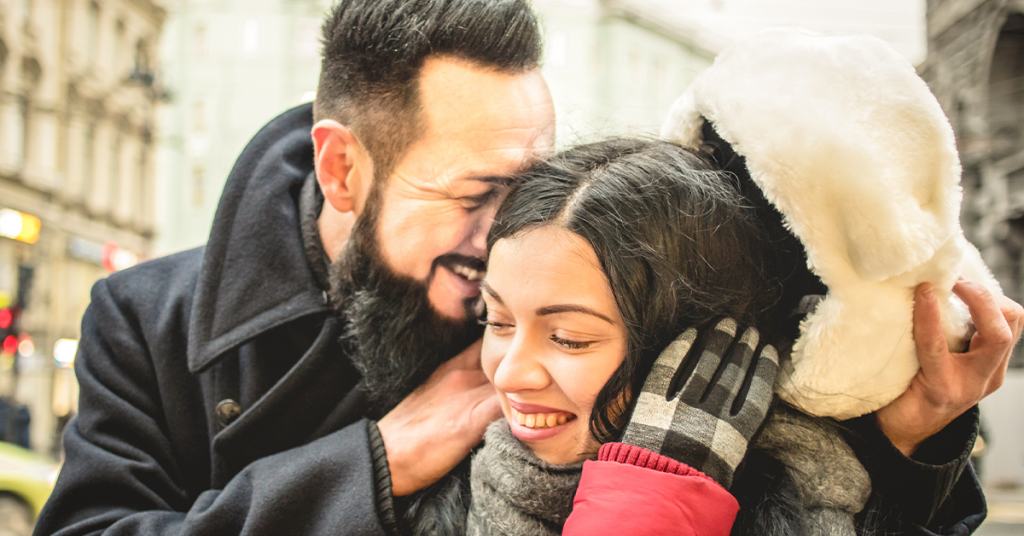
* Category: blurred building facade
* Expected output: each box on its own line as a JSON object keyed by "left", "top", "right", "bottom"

{"left": 921, "top": 0, "right": 1024, "bottom": 491}
{"left": 153, "top": 0, "right": 719, "bottom": 254}
{"left": 154, "top": 0, "right": 334, "bottom": 255}
{"left": 0, "top": 0, "right": 164, "bottom": 458}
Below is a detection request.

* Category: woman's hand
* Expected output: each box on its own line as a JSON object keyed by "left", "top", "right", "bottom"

{"left": 620, "top": 318, "right": 779, "bottom": 489}
{"left": 876, "top": 276, "right": 1024, "bottom": 456}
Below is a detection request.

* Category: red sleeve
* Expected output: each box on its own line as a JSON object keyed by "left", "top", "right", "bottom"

{"left": 563, "top": 443, "right": 739, "bottom": 536}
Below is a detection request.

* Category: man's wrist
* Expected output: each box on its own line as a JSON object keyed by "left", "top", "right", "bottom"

{"left": 367, "top": 421, "right": 400, "bottom": 535}
{"left": 842, "top": 406, "right": 980, "bottom": 526}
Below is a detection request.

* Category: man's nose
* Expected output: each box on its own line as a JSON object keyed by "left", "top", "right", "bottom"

{"left": 469, "top": 204, "right": 500, "bottom": 253}
{"left": 491, "top": 335, "right": 550, "bottom": 394}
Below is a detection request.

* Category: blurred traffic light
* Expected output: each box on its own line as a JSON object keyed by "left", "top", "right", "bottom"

{"left": 0, "top": 308, "right": 10, "bottom": 330}
{"left": 1, "top": 335, "right": 16, "bottom": 356}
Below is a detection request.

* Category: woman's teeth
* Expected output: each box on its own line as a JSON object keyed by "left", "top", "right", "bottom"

{"left": 510, "top": 408, "right": 575, "bottom": 429}
{"left": 451, "top": 264, "right": 485, "bottom": 281}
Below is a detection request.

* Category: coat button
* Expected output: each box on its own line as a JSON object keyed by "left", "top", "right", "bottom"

{"left": 216, "top": 399, "right": 242, "bottom": 427}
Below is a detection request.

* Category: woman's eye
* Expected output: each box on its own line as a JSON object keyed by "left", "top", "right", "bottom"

{"left": 550, "top": 335, "right": 592, "bottom": 350}
{"left": 479, "top": 319, "right": 514, "bottom": 334}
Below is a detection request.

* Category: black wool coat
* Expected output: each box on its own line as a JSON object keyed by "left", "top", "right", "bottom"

{"left": 35, "top": 104, "right": 389, "bottom": 535}
{"left": 35, "top": 104, "right": 989, "bottom": 536}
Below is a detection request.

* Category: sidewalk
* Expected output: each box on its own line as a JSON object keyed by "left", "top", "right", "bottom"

{"left": 978, "top": 487, "right": 1024, "bottom": 535}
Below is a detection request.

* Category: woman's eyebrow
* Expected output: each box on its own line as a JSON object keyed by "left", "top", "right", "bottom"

{"left": 480, "top": 281, "right": 505, "bottom": 305}
{"left": 536, "top": 305, "right": 614, "bottom": 324}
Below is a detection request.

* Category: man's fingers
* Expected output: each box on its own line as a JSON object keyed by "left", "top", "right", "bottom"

{"left": 424, "top": 339, "right": 484, "bottom": 388}
{"left": 913, "top": 283, "right": 949, "bottom": 369}
{"left": 996, "top": 294, "right": 1024, "bottom": 344}
{"left": 953, "top": 277, "right": 1015, "bottom": 349}
{"left": 447, "top": 338, "right": 485, "bottom": 371}
{"left": 468, "top": 388, "right": 503, "bottom": 429}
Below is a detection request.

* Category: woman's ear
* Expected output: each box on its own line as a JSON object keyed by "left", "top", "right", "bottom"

{"left": 312, "top": 119, "right": 373, "bottom": 215}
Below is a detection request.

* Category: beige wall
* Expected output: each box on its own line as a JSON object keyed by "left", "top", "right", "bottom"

{"left": 0, "top": 0, "right": 164, "bottom": 458}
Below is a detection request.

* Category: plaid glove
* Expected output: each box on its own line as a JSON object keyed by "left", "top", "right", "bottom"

{"left": 621, "top": 317, "right": 779, "bottom": 488}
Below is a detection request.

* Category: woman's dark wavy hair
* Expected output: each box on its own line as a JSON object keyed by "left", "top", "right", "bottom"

{"left": 488, "top": 138, "right": 781, "bottom": 443}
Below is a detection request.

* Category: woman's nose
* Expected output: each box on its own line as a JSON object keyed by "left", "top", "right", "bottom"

{"left": 491, "top": 336, "right": 551, "bottom": 394}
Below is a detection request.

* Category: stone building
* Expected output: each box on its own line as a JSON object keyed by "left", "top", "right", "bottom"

{"left": 922, "top": 0, "right": 1024, "bottom": 491}
{"left": 0, "top": 0, "right": 164, "bottom": 458}
{"left": 922, "top": 0, "right": 1024, "bottom": 370}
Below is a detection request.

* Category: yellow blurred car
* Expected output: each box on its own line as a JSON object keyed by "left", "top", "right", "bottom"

{"left": 0, "top": 442, "right": 58, "bottom": 536}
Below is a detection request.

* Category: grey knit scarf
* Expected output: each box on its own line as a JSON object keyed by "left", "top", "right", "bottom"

{"left": 753, "top": 404, "right": 873, "bottom": 535}
{"left": 466, "top": 420, "right": 584, "bottom": 536}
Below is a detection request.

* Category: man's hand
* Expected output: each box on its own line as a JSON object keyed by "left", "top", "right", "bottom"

{"left": 377, "top": 339, "right": 503, "bottom": 496}
{"left": 877, "top": 275, "right": 1024, "bottom": 456}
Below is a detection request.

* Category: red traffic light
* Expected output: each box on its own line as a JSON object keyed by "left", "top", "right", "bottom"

{"left": 0, "top": 308, "right": 10, "bottom": 330}
{"left": 2, "top": 335, "right": 16, "bottom": 356}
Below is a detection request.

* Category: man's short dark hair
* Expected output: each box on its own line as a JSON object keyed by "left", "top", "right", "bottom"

{"left": 314, "top": 0, "right": 543, "bottom": 179}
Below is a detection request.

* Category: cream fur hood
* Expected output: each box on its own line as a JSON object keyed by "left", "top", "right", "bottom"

{"left": 661, "top": 27, "right": 1002, "bottom": 419}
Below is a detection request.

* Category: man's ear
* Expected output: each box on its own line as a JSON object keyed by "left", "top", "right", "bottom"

{"left": 312, "top": 119, "right": 372, "bottom": 215}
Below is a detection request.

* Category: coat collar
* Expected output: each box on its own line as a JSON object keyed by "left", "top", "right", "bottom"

{"left": 188, "top": 103, "right": 331, "bottom": 373}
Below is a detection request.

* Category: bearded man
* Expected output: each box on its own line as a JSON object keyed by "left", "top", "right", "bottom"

{"left": 37, "top": 1, "right": 551, "bottom": 534}
{"left": 35, "top": 0, "right": 1023, "bottom": 534}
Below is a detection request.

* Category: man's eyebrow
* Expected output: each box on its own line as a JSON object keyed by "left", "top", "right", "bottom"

{"left": 480, "top": 281, "right": 505, "bottom": 305}
{"left": 536, "top": 305, "right": 614, "bottom": 324}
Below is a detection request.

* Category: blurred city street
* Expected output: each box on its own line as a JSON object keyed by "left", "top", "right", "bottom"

{"left": 1, "top": 0, "right": 1023, "bottom": 533}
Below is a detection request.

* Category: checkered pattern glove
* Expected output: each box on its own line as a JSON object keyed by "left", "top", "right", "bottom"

{"left": 621, "top": 317, "right": 779, "bottom": 489}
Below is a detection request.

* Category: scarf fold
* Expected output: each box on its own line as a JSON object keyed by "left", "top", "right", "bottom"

{"left": 752, "top": 404, "right": 872, "bottom": 535}
{"left": 467, "top": 420, "right": 584, "bottom": 536}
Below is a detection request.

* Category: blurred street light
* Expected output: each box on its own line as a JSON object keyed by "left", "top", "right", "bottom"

{"left": 53, "top": 339, "right": 78, "bottom": 369}
{"left": 0, "top": 209, "right": 41, "bottom": 244}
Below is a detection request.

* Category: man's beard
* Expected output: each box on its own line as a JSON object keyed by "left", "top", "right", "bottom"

{"left": 328, "top": 199, "right": 484, "bottom": 419}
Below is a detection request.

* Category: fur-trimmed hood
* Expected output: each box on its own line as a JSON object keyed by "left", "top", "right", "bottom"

{"left": 661, "top": 27, "right": 1001, "bottom": 419}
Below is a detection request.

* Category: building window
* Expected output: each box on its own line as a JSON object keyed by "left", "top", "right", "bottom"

{"left": 295, "top": 19, "right": 320, "bottom": 59}
{"left": 14, "top": 96, "right": 26, "bottom": 168}
{"left": 134, "top": 38, "right": 151, "bottom": 75}
{"left": 113, "top": 20, "right": 125, "bottom": 73}
{"left": 137, "top": 146, "right": 148, "bottom": 226}
{"left": 194, "top": 23, "right": 207, "bottom": 59}
{"left": 627, "top": 49, "right": 642, "bottom": 89}
{"left": 21, "top": 0, "right": 32, "bottom": 25}
{"left": 652, "top": 57, "right": 669, "bottom": 102}
{"left": 988, "top": 14, "right": 1024, "bottom": 161}
{"left": 242, "top": 18, "right": 260, "bottom": 56}
{"left": 191, "top": 166, "right": 205, "bottom": 209}
{"left": 82, "top": 123, "right": 95, "bottom": 199}
{"left": 192, "top": 101, "right": 205, "bottom": 133}
{"left": 548, "top": 30, "right": 568, "bottom": 68}
{"left": 109, "top": 132, "right": 121, "bottom": 216}
{"left": 87, "top": 2, "right": 100, "bottom": 66}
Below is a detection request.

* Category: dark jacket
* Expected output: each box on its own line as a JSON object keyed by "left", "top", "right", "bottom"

{"left": 35, "top": 103, "right": 389, "bottom": 535}
{"left": 35, "top": 104, "right": 986, "bottom": 536}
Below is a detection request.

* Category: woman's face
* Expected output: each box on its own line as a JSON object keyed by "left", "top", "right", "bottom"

{"left": 481, "top": 225, "right": 628, "bottom": 464}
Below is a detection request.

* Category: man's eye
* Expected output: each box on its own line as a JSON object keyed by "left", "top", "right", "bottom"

{"left": 550, "top": 335, "right": 592, "bottom": 350}
{"left": 459, "top": 190, "right": 495, "bottom": 209}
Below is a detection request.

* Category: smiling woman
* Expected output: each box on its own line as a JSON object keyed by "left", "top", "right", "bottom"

{"left": 483, "top": 138, "right": 778, "bottom": 454}
{"left": 461, "top": 138, "right": 782, "bottom": 535}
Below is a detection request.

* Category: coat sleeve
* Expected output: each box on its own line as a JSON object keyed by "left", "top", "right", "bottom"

{"left": 34, "top": 278, "right": 388, "bottom": 536}
{"left": 563, "top": 443, "right": 739, "bottom": 536}
{"left": 843, "top": 407, "right": 985, "bottom": 535}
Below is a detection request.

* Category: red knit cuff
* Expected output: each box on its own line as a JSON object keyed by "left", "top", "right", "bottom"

{"left": 598, "top": 443, "right": 717, "bottom": 482}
